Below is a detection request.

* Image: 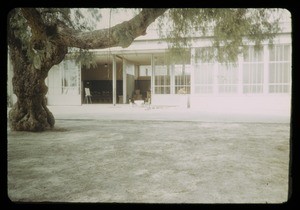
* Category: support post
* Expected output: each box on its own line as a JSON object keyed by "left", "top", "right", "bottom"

{"left": 123, "top": 58, "right": 127, "bottom": 104}
{"left": 112, "top": 55, "right": 116, "bottom": 106}
{"left": 190, "top": 48, "right": 195, "bottom": 95}
{"left": 151, "top": 54, "right": 155, "bottom": 95}
{"left": 263, "top": 44, "right": 269, "bottom": 95}
{"left": 170, "top": 64, "right": 175, "bottom": 94}
{"left": 237, "top": 53, "right": 243, "bottom": 96}
{"left": 213, "top": 62, "right": 218, "bottom": 95}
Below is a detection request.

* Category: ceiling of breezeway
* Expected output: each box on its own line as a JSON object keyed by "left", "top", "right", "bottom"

{"left": 93, "top": 52, "right": 169, "bottom": 66}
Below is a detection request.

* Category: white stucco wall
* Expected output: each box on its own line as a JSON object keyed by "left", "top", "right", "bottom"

{"left": 151, "top": 93, "right": 291, "bottom": 117}
{"left": 189, "top": 95, "right": 291, "bottom": 116}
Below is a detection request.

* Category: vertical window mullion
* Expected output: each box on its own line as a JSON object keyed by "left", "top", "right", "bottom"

{"left": 254, "top": 63, "right": 257, "bottom": 92}
{"left": 281, "top": 63, "right": 284, "bottom": 93}
{"left": 249, "top": 63, "right": 251, "bottom": 93}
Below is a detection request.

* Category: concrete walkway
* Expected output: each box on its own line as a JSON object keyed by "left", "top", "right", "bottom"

{"left": 47, "top": 104, "right": 291, "bottom": 123}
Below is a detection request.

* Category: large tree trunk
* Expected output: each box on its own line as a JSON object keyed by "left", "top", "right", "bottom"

{"left": 8, "top": 8, "right": 69, "bottom": 131}
{"left": 8, "top": 41, "right": 67, "bottom": 132}
{"left": 9, "top": 48, "right": 50, "bottom": 131}
{"left": 9, "top": 76, "right": 54, "bottom": 131}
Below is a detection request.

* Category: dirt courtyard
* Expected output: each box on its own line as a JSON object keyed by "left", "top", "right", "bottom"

{"left": 7, "top": 105, "right": 290, "bottom": 203}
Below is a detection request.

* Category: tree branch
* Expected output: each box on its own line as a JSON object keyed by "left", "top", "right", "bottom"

{"left": 21, "top": 8, "right": 46, "bottom": 37}
{"left": 57, "top": 8, "right": 167, "bottom": 49}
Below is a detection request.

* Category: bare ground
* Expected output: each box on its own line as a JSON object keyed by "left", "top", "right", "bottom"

{"left": 7, "top": 117, "right": 290, "bottom": 203}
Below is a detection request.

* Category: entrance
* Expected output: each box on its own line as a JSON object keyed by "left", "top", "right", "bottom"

{"left": 81, "top": 60, "right": 123, "bottom": 104}
{"left": 80, "top": 52, "right": 166, "bottom": 105}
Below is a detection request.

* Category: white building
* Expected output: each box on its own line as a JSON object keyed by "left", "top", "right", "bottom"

{"left": 8, "top": 10, "right": 292, "bottom": 115}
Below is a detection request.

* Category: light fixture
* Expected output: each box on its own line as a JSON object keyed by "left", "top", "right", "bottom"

{"left": 104, "top": 63, "right": 108, "bottom": 68}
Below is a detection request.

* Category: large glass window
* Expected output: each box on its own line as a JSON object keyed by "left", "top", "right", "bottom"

{"left": 217, "top": 63, "right": 238, "bottom": 94}
{"left": 62, "top": 60, "right": 80, "bottom": 95}
{"left": 126, "top": 62, "right": 135, "bottom": 76}
{"left": 154, "top": 65, "right": 170, "bottom": 94}
{"left": 175, "top": 64, "right": 191, "bottom": 94}
{"left": 47, "top": 65, "right": 61, "bottom": 95}
{"left": 269, "top": 44, "right": 291, "bottom": 93}
{"left": 194, "top": 63, "right": 214, "bottom": 94}
{"left": 243, "top": 47, "right": 264, "bottom": 94}
{"left": 194, "top": 47, "right": 215, "bottom": 94}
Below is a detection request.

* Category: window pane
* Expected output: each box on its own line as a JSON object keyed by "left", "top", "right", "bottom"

{"left": 195, "top": 85, "right": 213, "bottom": 93}
{"left": 269, "top": 64, "right": 275, "bottom": 83}
{"left": 242, "top": 46, "right": 264, "bottom": 94}
{"left": 269, "top": 46, "right": 275, "bottom": 61}
{"left": 243, "top": 65, "right": 249, "bottom": 83}
{"left": 139, "top": 65, "right": 152, "bottom": 76}
{"left": 194, "top": 64, "right": 214, "bottom": 85}
{"left": 268, "top": 44, "right": 291, "bottom": 93}
{"left": 154, "top": 65, "right": 170, "bottom": 94}
{"left": 284, "top": 45, "right": 291, "bottom": 61}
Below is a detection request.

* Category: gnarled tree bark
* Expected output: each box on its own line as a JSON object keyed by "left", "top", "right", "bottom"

{"left": 8, "top": 36, "right": 67, "bottom": 131}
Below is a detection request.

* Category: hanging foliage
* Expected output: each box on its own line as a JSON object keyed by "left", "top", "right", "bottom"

{"left": 157, "top": 8, "right": 282, "bottom": 63}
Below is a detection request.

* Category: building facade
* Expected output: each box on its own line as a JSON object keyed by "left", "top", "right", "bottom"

{"left": 7, "top": 18, "right": 291, "bottom": 115}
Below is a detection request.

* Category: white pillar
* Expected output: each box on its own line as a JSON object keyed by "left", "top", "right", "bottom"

{"left": 122, "top": 58, "right": 127, "bottom": 104}
{"left": 112, "top": 55, "right": 116, "bottom": 106}
{"left": 237, "top": 54, "right": 243, "bottom": 96}
{"left": 190, "top": 48, "right": 195, "bottom": 95}
{"left": 213, "top": 63, "right": 218, "bottom": 95}
{"left": 263, "top": 44, "right": 269, "bottom": 95}
{"left": 151, "top": 54, "right": 155, "bottom": 94}
{"left": 170, "top": 64, "right": 175, "bottom": 94}
{"left": 77, "top": 61, "right": 81, "bottom": 96}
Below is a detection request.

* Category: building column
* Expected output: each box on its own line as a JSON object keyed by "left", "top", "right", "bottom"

{"left": 112, "top": 54, "right": 117, "bottom": 106}
{"left": 263, "top": 44, "right": 269, "bottom": 95}
{"left": 190, "top": 48, "right": 195, "bottom": 95}
{"left": 122, "top": 58, "right": 127, "bottom": 104}
{"left": 170, "top": 64, "right": 175, "bottom": 94}
{"left": 237, "top": 54, "right": 243, "bottom": 96}
{"left": 151, "top": 54, "right": 155, "bottom": 95}
{"left": 213, "top": 63, "right": 218, "bottom": 95}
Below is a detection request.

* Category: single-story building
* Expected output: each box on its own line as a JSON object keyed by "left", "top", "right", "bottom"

{"left": 7, "top": 15, "right": 292, "bottom": 115}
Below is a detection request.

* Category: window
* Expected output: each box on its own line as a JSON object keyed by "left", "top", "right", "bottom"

{"left": 269, "top": 44, "right": 291, "bottom": 93}
{"left": 62, "top": 60, "right": 80, "bottom": 95}
{"left": 175, "top": 65, "right": 191, "bottom": 94}
{"left": 243, "top": 47, "right": 264, "bottom": 94}
{"left": 194, "top": 47, "right": 215, "bottom": 94}
{"left": 125, "top": 62, "right": 135, "bottom": 76}
{"left": 154, "top": 65, "right": 170, "bottom": 94}
{"left": 47, "top": 65, "right": 61, "bottom": 95}
{"left": 194, "top": 63, "right": 214, "bottom": 94}
{"left": 139, "top": 65, "right": 152, "bottom": 77}
{"left": 217, "top": 63, "right": 238, "bottom": 94}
